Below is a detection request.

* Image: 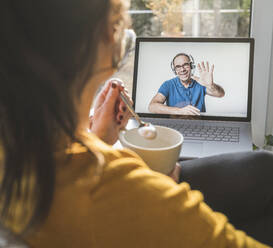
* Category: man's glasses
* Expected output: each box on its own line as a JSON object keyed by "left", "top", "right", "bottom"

{"left": 174, "top": 62, "right": 191, "bottom": 71}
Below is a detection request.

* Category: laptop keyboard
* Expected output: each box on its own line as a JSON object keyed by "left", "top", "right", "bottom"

{"left": 151, "top": 122, "right": 240, "bottom": 143}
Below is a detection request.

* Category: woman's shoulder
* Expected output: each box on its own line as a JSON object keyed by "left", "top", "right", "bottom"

{"left": 55, "top": 132, "right": 148, "bottom": 186}
{"left": 79, "top": 132, "right": 147, "bottom": 167}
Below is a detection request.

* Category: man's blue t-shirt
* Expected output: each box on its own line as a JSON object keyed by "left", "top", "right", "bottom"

{"left": 158, "top": 77, "right": 206, "bottom": 112}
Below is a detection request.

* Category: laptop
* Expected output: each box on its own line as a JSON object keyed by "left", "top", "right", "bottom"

{"left": 129, "top": 37, "right": 254, "bottom": 159}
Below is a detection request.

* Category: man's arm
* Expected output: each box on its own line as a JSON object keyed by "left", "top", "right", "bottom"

{"left": 206, "top": 83, "right": 225, "bottom": 97}
{"left": 148, "top": 93, "right": 200, "bottom": 115}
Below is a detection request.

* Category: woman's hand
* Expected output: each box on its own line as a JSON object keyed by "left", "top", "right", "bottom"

{"left": 90, "top": 79, "right": 131, "bottom": 145}
{"left": 168, "top": 163, "right": 181, "bottom": 183}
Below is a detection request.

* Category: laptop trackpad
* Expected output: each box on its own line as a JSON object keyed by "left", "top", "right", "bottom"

{"left": 180, "top": 142, "right": 204, "bottom": 159}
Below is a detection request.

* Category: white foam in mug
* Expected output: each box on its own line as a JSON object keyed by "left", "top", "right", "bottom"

{"left": 119, "top": 126, "right": 183, "bottom": 174}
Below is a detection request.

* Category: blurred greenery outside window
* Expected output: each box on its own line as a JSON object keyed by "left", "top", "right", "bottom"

{"left": 115, "top": 0, "right": 252, "bottom": 94}
{"left": 130, "top": 0, "right": 251, "bottom": 37}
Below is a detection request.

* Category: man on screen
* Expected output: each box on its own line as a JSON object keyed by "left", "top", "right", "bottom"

{"left": 148, "top": 53, "right": 225, "bottom": 115}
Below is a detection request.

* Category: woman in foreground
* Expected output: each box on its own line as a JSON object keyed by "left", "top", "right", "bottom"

{"left": 0, "top": 0, "right": 271, "bottom": 247}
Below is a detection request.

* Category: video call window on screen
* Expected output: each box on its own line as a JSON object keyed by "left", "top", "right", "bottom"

{"left": 133, "top": 39, "right": 253, "bottom": 119}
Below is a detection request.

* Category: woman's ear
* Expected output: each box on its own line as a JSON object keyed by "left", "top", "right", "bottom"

{"left": 101, "top": 0, "right": 130, "bottom": 68}
{"left": 104, "top": 20, "right": 122, "bottom": 45}
{"left": 104, "top": 0, "right": 130, "bottom": 44}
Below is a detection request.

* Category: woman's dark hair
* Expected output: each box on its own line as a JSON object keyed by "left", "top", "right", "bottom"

{"left": 0, "top": 0, "right": 110, "bottom": 232}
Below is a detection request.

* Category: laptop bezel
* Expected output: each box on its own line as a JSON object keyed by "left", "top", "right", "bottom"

{"left": 132, "top": 37, "right": 254, "bottom": 122}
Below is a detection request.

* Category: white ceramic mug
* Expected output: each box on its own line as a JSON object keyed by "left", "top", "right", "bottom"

{"left": 119, "top": 125, "right": 183, "bottom": 174}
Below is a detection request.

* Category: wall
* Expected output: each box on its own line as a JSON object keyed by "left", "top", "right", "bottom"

{"left": 265, "top": 28, "right": 273, "bottom": 136}
{"left": 251, "top": 0, "right": 273, "bottom": 147}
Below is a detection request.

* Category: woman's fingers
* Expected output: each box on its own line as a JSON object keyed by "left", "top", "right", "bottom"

{"left": 116, "top": 98, "right": 132, "bottom": 124}
{"left": 121, "top": 89, "right": 133, "bottom": 105}
{"left": 168, "top": 163, "right": 181, "bottom": 183}
{"left": 116, "top": 83, "right": 133, "bottom": 123}
{"left": 104, "top": 81, "right": 120, "bottom": 107}
{"left": 120, "top": 110, "right": 131, "bottom": 129}
{"left": 95, "top": 77, "right": 132, "bottom": 127}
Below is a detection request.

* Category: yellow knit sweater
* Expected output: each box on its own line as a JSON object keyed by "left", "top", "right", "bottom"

{"left": 3, "top": 133, "right": 269, "bottom": 247}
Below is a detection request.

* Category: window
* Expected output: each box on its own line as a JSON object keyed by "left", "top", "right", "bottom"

{"left": 114, "top": 0, "right": 252, "bottom": 94}
{"left": 130, "top": 0, "right": 252, "bottom": 37}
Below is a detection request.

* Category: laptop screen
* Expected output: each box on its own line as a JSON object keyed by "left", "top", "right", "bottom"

{"left": 132, "top": 37, "right": 254, "bottom": 122}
